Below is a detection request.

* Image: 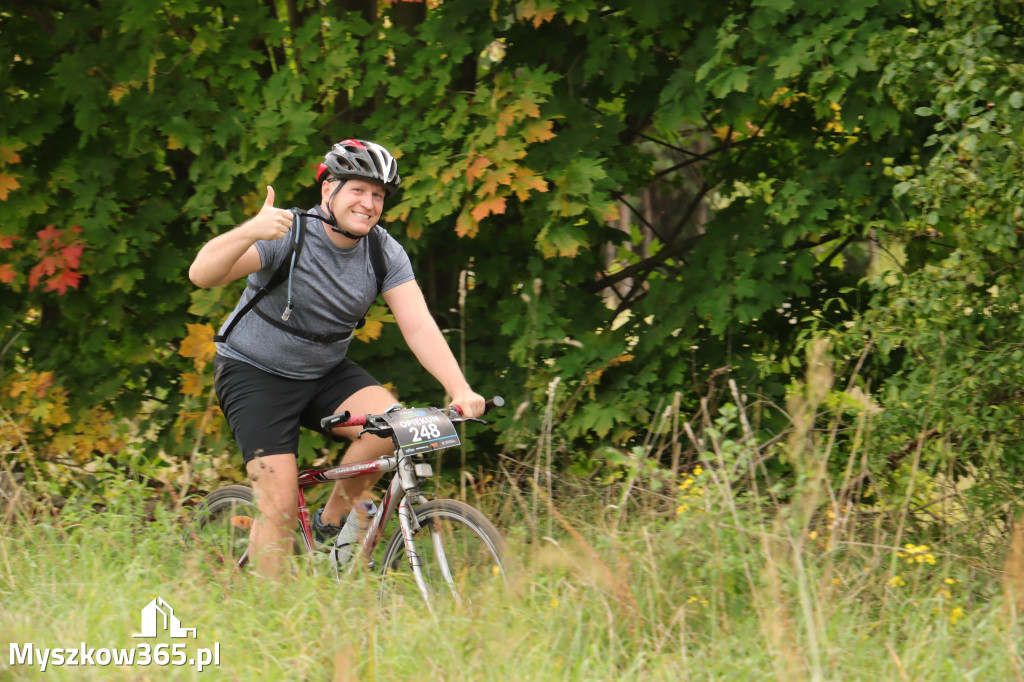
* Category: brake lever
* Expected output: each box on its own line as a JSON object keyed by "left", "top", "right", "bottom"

{"left": 357, "top": 426, "right": 394, "bottom": 440}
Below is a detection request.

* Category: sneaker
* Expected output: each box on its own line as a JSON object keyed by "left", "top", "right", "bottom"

{"left": 312, "top": 501, "right": 376, "bottom": 558}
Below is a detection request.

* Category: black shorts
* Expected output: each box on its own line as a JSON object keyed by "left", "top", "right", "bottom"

{"left": 214, "top": 356, "right": 380, "bottom": 463}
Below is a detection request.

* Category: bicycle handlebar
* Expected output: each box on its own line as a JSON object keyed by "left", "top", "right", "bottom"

{"left": 319, "top": 396, "right": 504, "bottom": 433}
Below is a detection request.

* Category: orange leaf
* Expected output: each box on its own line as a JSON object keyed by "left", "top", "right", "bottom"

{"left": 466, "top": 155, "right": 492, "bottom": 184}
{"left": 0, "top": 236, "right": 20, "bottom": 249}
{"left": 478, "top": 167, "right": 514, "bottom": 198}
{"left": 496, "top": 105, "right": 519, "bottom": 137}
{"left": 180, "top": 372, "right": 204, "bottom": 397}
{"left": 523, "top": 119, "right": 556, "bottom": 144}
{"left": 0, "top": 264, "right": 15, "bottom": 284}
{"left": 179, "top": 323, "right": 217, "bottom": 363}
{"left": 521, "top": 0, "right": 557, "bottom": 28}
{"left": 0, "top": 173, "right": 20, "bottom": 201}
{"left": 470, "top": 196, "right": 507, "bottom": 222}
{"left": 510, "top": 168, "right": 549, "bottom": 201}
{"left": 34, "top": 371, "right": 55, "bottom": 398}
{"left": 0, "top": 146, "right": 22, "bottom": 164}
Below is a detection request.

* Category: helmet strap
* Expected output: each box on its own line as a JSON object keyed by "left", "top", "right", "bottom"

{"left": 323, "top": 178, "right": 365, "bottom": 241}
{"left": 331, "top": 226, "right": 363, "bottom": 240}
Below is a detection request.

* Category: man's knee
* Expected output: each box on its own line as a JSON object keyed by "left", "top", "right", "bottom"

{"left": 247, "top": 454, "right": 299, "bottom": 523}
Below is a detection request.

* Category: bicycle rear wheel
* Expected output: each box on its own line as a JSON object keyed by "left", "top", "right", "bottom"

{"left": 187, "top": 485, "right": 256, "bottom": 570}
{"left": 379, "top": 499, "right": 507, "bottom": 610}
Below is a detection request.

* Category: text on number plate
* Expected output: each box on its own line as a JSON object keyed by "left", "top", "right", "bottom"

{"left": 383, "top": 407, "right": 460, "bottom": 455}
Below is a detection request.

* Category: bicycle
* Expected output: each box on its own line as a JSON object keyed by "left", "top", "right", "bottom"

{"left": 187, "top": 397, "right": 508, "bottom": 611}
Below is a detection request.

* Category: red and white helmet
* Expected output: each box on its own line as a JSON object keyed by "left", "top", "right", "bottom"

{"left": 316, "top": 139, "right": 401, "bottom": 195}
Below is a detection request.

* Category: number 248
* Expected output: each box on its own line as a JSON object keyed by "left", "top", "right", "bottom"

{"left": 410, "top": 423, "right": 442, "bottom": 441}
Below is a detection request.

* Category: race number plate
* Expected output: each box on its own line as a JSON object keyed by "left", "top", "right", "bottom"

{"left": 383, "top": 407, "right": 460, "bottom": 455}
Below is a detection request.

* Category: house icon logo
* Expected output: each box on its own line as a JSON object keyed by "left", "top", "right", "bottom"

{"left": 132, "top": 597, "right": 197, "bottom": 639}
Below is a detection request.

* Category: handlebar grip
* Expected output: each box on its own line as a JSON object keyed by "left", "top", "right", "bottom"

{"left": 320, "top": 411, "right": 351, "bottom": 430}
{"left": 452, "top": 396, "right": 504, "bottom": 417}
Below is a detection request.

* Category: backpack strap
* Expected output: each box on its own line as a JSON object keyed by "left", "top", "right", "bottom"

{"left": 214, "top": 217, "right": 389, "bottom": 342}
{"left": 355, "top": 226, "right": 388, "bottom": 330}
{"left": 213, "top": 211, "right": 307, "bottom": 343}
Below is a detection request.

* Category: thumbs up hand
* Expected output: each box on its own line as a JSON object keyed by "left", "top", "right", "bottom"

{"left": 248, "top": 186, "right": 294, "bottom": 242}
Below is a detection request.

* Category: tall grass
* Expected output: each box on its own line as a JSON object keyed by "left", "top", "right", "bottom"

{"left": 1, "top": 471, "right": 1020, "bottom": 680}
{"left": 2, "top": 353, "right": 1023, "bottom": 679}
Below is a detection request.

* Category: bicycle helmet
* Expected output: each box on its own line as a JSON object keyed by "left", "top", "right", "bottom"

{"left": 315, "top": 139, "right": 401, "bottom": 239}
{"left": 316, "top": 139, "right": 401, "bottom": 195}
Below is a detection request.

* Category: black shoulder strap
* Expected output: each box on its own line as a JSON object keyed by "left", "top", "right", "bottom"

{"left": 355, "top": 227, "right": 388, "bottom": 330}
{"left": 213, "top": 211, "right": 306, "bottom": 343}
{"left": 368, "top": 226, "right": 386, "bottom": 297}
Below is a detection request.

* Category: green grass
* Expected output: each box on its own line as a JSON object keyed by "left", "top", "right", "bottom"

{"left": 1, "top": 468, "right": 1023, "bottom": 681}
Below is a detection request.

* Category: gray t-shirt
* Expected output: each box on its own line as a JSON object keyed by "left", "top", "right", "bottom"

{"left": 215, "top": 206, "right": 415, "bottom": 379}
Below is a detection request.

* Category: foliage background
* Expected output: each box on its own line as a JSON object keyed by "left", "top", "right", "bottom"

{"left": 2, "top": 0, "right": 1024, "bottom": 527}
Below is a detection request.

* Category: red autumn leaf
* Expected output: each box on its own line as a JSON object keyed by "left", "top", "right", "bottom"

{"left": 45, "top": 269, "right": 82, "bottom": 295}
{"left": 62, "top": 244, "right": 84, "bottom": 269}
{"left": 37, "top": 225, "right": 62, "bottom": 243}
{"left": 0, "top": 264, "right": 16, "bottom": 284}
{"left": 0, "top": 235, "right": 20, "bottom": 249}
{"left": 28, "top": 256, "right": 59, "bottom": 289}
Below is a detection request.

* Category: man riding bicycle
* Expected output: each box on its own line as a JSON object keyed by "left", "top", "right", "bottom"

{"left": 189, "top": 139, "right": 485, "bottom": 577}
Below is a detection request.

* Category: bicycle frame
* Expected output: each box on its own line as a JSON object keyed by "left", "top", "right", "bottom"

{"left": 235, "top": 446, "right": 438, "bottom": 601}
{"left": 228, "top": 398, "right": 504, "bottom": 608}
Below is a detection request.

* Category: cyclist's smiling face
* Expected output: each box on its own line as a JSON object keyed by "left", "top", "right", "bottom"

{"left": 323, "top": 178, "right": 385, "bottom": 237}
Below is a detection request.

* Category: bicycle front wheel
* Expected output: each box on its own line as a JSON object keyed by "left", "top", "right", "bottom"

{"left": 186, "top": 485, "right": 256, "bottom": 570}
{"left": 379, "top": 499, "right": 507, "bottom": 610}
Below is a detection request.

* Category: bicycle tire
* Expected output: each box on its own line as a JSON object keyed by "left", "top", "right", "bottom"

{"left": 187, "top": 485, "right": 256, "bottom": 569}
{"left": 378, "top": 499, "right": 507, "bottom": 609}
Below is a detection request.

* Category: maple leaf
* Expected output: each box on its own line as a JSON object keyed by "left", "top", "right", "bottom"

{"left": 0, "top": 146, "right": 21, "bottom": 164}
{"left": 495, "top": 105, "right": 520, "bottom": 137}
{"left": 180, "top": 372, "right": 204, "bottom": 397}
{"left": 28, "top": 256, "right": 59, "bottom": 289}
{"left": 465, "top": 155, "right": 492, "bottom": 184}
{"left": 354, "top": 305, "right": 395, "bottom": 343}
{"left": 108, "top": 83, "right": 131, "bottom": 103}
{"left": 520, "top": 0, "right": 557, "bottom": 28}
{"left": 37, "top": 225, "right": 63, "bottom": 243}
{"left": 470, "top": 196, "right": 507, "bottom": 222}
{"left": 45, "top": 269, "right": 82, "bottom": 295}
{"left": 0, "top": 264, "right": 15, "bottom": 284}
{"left": 0, "top": 173, "right": 21, "bottom": 201}
{"left": 455, "top": 207, "right": 479, "bottom": 238}
{"left": 510, "top": 168, "right": 549, "bottom": 201}
{"left": 478, "top": 167, "right": 514, "bottom": 197}
{"left": 522, "top": 119, "right": 556, "bottom": 144}
{"left": 62, "top": 244, "right": 84, "bottom": 269}
{"left": 178, "top": 323, "right": 217, "bottom": 363}
{"left": 0, "top": 236, "right": 20, "bottom": 249}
